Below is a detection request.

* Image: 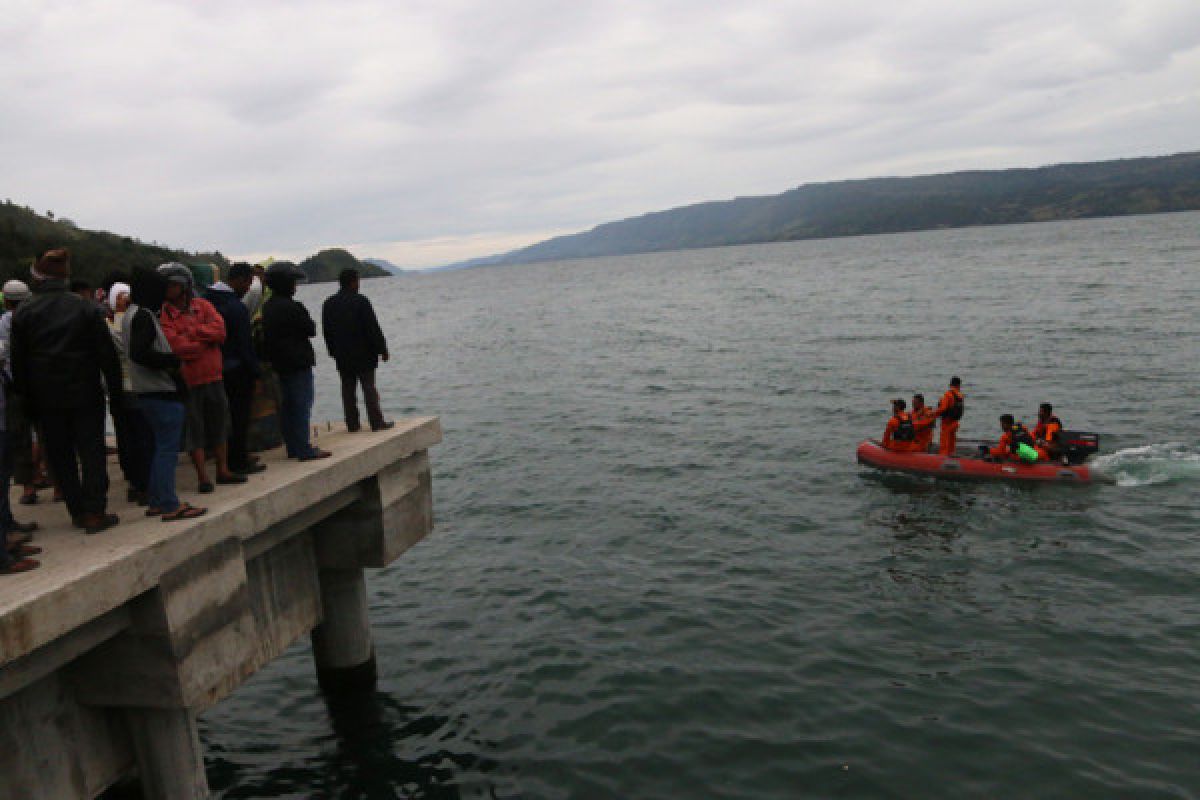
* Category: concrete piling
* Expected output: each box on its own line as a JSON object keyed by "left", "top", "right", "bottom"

{"left": 311, "top": 567, "right": 377, "bottom": 693}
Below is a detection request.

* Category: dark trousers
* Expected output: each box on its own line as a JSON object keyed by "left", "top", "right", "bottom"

{"left": 1, "top": 427, "right": 13, "bottom": 529}
{"left": 278, "top": 369, "right": 316, "bottom": 459}
{"left": 0, "top": 431, "right": 10, "bottom": 568}
{"left": 224, "top": 365, "right": 256, "bottom": 470}
{"left": 38, "top": 405, "right": 109, "bottom": 518}
{"left": 6, "top": 393, "right": 35, "bottom": 487}
{"left": 112, "top": 401, "right": 153, "bottom": 493}
{"left": 338, "top": 367, "right": 384, "bottom": 430}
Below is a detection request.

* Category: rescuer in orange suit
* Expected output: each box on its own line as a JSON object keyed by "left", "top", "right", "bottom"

{"left": 1031, "top": 402, "right": 1064, "bottom": 461}
{"left": 933, "top": 376, "right": 965, "bottom": 456}
{"left": 987, "top": 414, "right": 1036, "bottom": 460}
{"left": 882, "top": 398, "right": 923, "bottom": 452}
{"left": 911, "top": 393, "right": 938, "bottom": 453}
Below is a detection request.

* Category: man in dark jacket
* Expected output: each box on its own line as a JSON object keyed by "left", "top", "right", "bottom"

{"left": 262, "top": 262, "right": 330, "bottom": 461}
{"left": 321, "top": 269, "right": 392, "bottom": 432}
{"left": 11, "top": 249, "right": 123, "bottom": 533}
{"left": 204, "top": 263, "right": 264, "bottom": 474}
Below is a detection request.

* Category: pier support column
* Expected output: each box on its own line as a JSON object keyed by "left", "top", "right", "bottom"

{"left": 311, "top": 567, "right": 377, "bottom": 693}
{"left": 124, "top": 708, "right": 209, "bottom": 799}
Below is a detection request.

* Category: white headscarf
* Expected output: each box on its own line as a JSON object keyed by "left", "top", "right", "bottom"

{"left": 107, "top": 281, "right": 131, "bottom": 310}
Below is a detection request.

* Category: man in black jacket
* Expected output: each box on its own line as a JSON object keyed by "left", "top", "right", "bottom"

{"left": 262, "top": 262, "right": 330, "bottom": 461}
{"left": 204, "top": 263, "right": 264, "bottom": 474}
{"left": 321, "top": 269, "right": 392, "bottom": 432}
{"left": 11, "top": 249, "right": 123, "bottom": 533}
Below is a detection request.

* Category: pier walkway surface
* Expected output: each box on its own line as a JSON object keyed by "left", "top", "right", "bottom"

{"left": 0, "top": 416, "right": 442, "bottom": 800}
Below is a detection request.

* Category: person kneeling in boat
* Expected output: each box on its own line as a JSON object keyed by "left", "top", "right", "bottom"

{"left": 1031, "top": 402, "right": 1064, "bottom": 462}
{"left": 882, "top": 399, "right": 923, "bottom": 453}
{"left": 984, "top": 415, "right": 1039, "bottom": 463}
{"left": 911, "top": 393, "right": 938, "bottom": 453}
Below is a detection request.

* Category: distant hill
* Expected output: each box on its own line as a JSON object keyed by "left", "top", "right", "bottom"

{"left": 0, "top": 201, "right": 228, "bottom": 286}
{"left": 298, "top": 248, "right": 389, "bottom": 283}
{"left": 454, "top": 151, "right": 1200, "bottom": 268}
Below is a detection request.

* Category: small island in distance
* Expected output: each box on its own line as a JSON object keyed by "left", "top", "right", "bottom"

{"left": 445, "top": 151, "right": 1200, "bottom": 270}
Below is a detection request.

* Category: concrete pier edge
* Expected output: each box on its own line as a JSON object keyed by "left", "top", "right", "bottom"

{"left": 0, "top": 416, "right": 442, "bottom": 799}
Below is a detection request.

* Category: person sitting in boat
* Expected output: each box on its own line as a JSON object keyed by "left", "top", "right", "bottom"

{"left": 882, "top": 399, "right": 923, "bottom": 452}
{"left": 1031, "top": 402, "right": 1064, "bottom": 461}
{"left": 986, "top": 415, "right": 1039, "bottom": 462}
{"left": 911, "top": 393, "right": 938, "bottom": 453}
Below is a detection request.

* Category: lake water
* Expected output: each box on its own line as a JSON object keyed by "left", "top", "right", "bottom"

{"left": 202, "top": 212, "right": 1200, "bottom": 799}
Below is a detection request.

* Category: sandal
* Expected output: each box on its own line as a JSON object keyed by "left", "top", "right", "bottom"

{"left": 162, "top": 503, "right": 207, "bottom": 522}
{"left": 12, "top": 545, "right": 42, "bottom": 557}
{"left": 145, "top": 507, "right": 165, "bottom": 517}
{"left": 0, "top": 558, "right": 39, "bottom": 574}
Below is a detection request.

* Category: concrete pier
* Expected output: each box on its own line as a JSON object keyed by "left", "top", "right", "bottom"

{"left": 0, "top": 416, "right": 441, "bottom": 800}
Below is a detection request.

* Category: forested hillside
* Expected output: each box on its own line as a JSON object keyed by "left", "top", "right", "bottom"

{"left": 0, "top": 202, "right": 227, "bottom": 286}
{"left": 0, "top": 204, "right": 387, "bottom": 285}
{"left": 475, "top": 152, "right": 1200, "bottom": 266}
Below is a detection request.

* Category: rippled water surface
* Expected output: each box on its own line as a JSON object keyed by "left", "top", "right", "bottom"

{"left": 203, "top": 213, "right": 1200, "bottom": 799}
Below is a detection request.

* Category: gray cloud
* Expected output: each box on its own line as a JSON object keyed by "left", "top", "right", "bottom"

{"left": 2, "top": 0, "right": 1198, "bottom": 267}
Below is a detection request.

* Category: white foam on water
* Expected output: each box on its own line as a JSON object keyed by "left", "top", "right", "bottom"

{"left": 1090, "top": 442, "right": 1200, "bottom": 487}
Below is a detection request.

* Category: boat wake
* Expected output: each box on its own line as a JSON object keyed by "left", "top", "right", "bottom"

{"left": 1089, "top": 442, "right": 1200, "bottom": 487}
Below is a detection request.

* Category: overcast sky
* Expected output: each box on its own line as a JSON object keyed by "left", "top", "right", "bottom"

{"left": 3, "top": 1, "right": 1198, "bottom": 268}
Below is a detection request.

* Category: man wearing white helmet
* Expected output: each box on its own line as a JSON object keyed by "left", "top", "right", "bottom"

{"left": 0, "top": 280, "right": 40, "bottom": 571}
{"left": 0, "top": 280, "right": 41, "bottom": 506}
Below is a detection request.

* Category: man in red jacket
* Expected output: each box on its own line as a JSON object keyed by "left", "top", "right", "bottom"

{"left": 158, "top": 264, "right": 247, "bottom": 493}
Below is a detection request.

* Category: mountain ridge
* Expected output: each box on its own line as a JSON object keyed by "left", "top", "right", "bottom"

{"left": 447, "top": 151, "right": 1200, "bottom": 269}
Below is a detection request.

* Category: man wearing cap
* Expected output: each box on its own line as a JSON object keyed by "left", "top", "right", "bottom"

{"left": 204, "top": 263, "right": 264, "bottom": 475}
{"left": 0, "top": 279, "right": 41, "bottom": 564}
{"left": 157, "top": 263, "right": 247, "bottom": 493}
{"left": 0, "top": 281, "right": 45, "bottom": 508}
{"left": 11, "top": 249, "right": 124, "bottom": 534}
{"left": 262, "top": 262, "right": 330, "bottom": 461}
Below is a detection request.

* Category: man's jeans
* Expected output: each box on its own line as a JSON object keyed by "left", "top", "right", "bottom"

{"left": 140, "top": 395, "right": 185, "bottom": 512}
{"left": 278, "top": 369, "right": 317, "bottom": 458}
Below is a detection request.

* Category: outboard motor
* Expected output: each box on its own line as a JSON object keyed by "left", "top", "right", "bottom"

{"left": 1059, "top": 431, "right": 1099, "bottom": 465}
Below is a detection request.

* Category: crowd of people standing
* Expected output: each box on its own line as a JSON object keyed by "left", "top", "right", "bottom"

{"left": 0, "top": 249, "right": 393, "bottom": 575}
